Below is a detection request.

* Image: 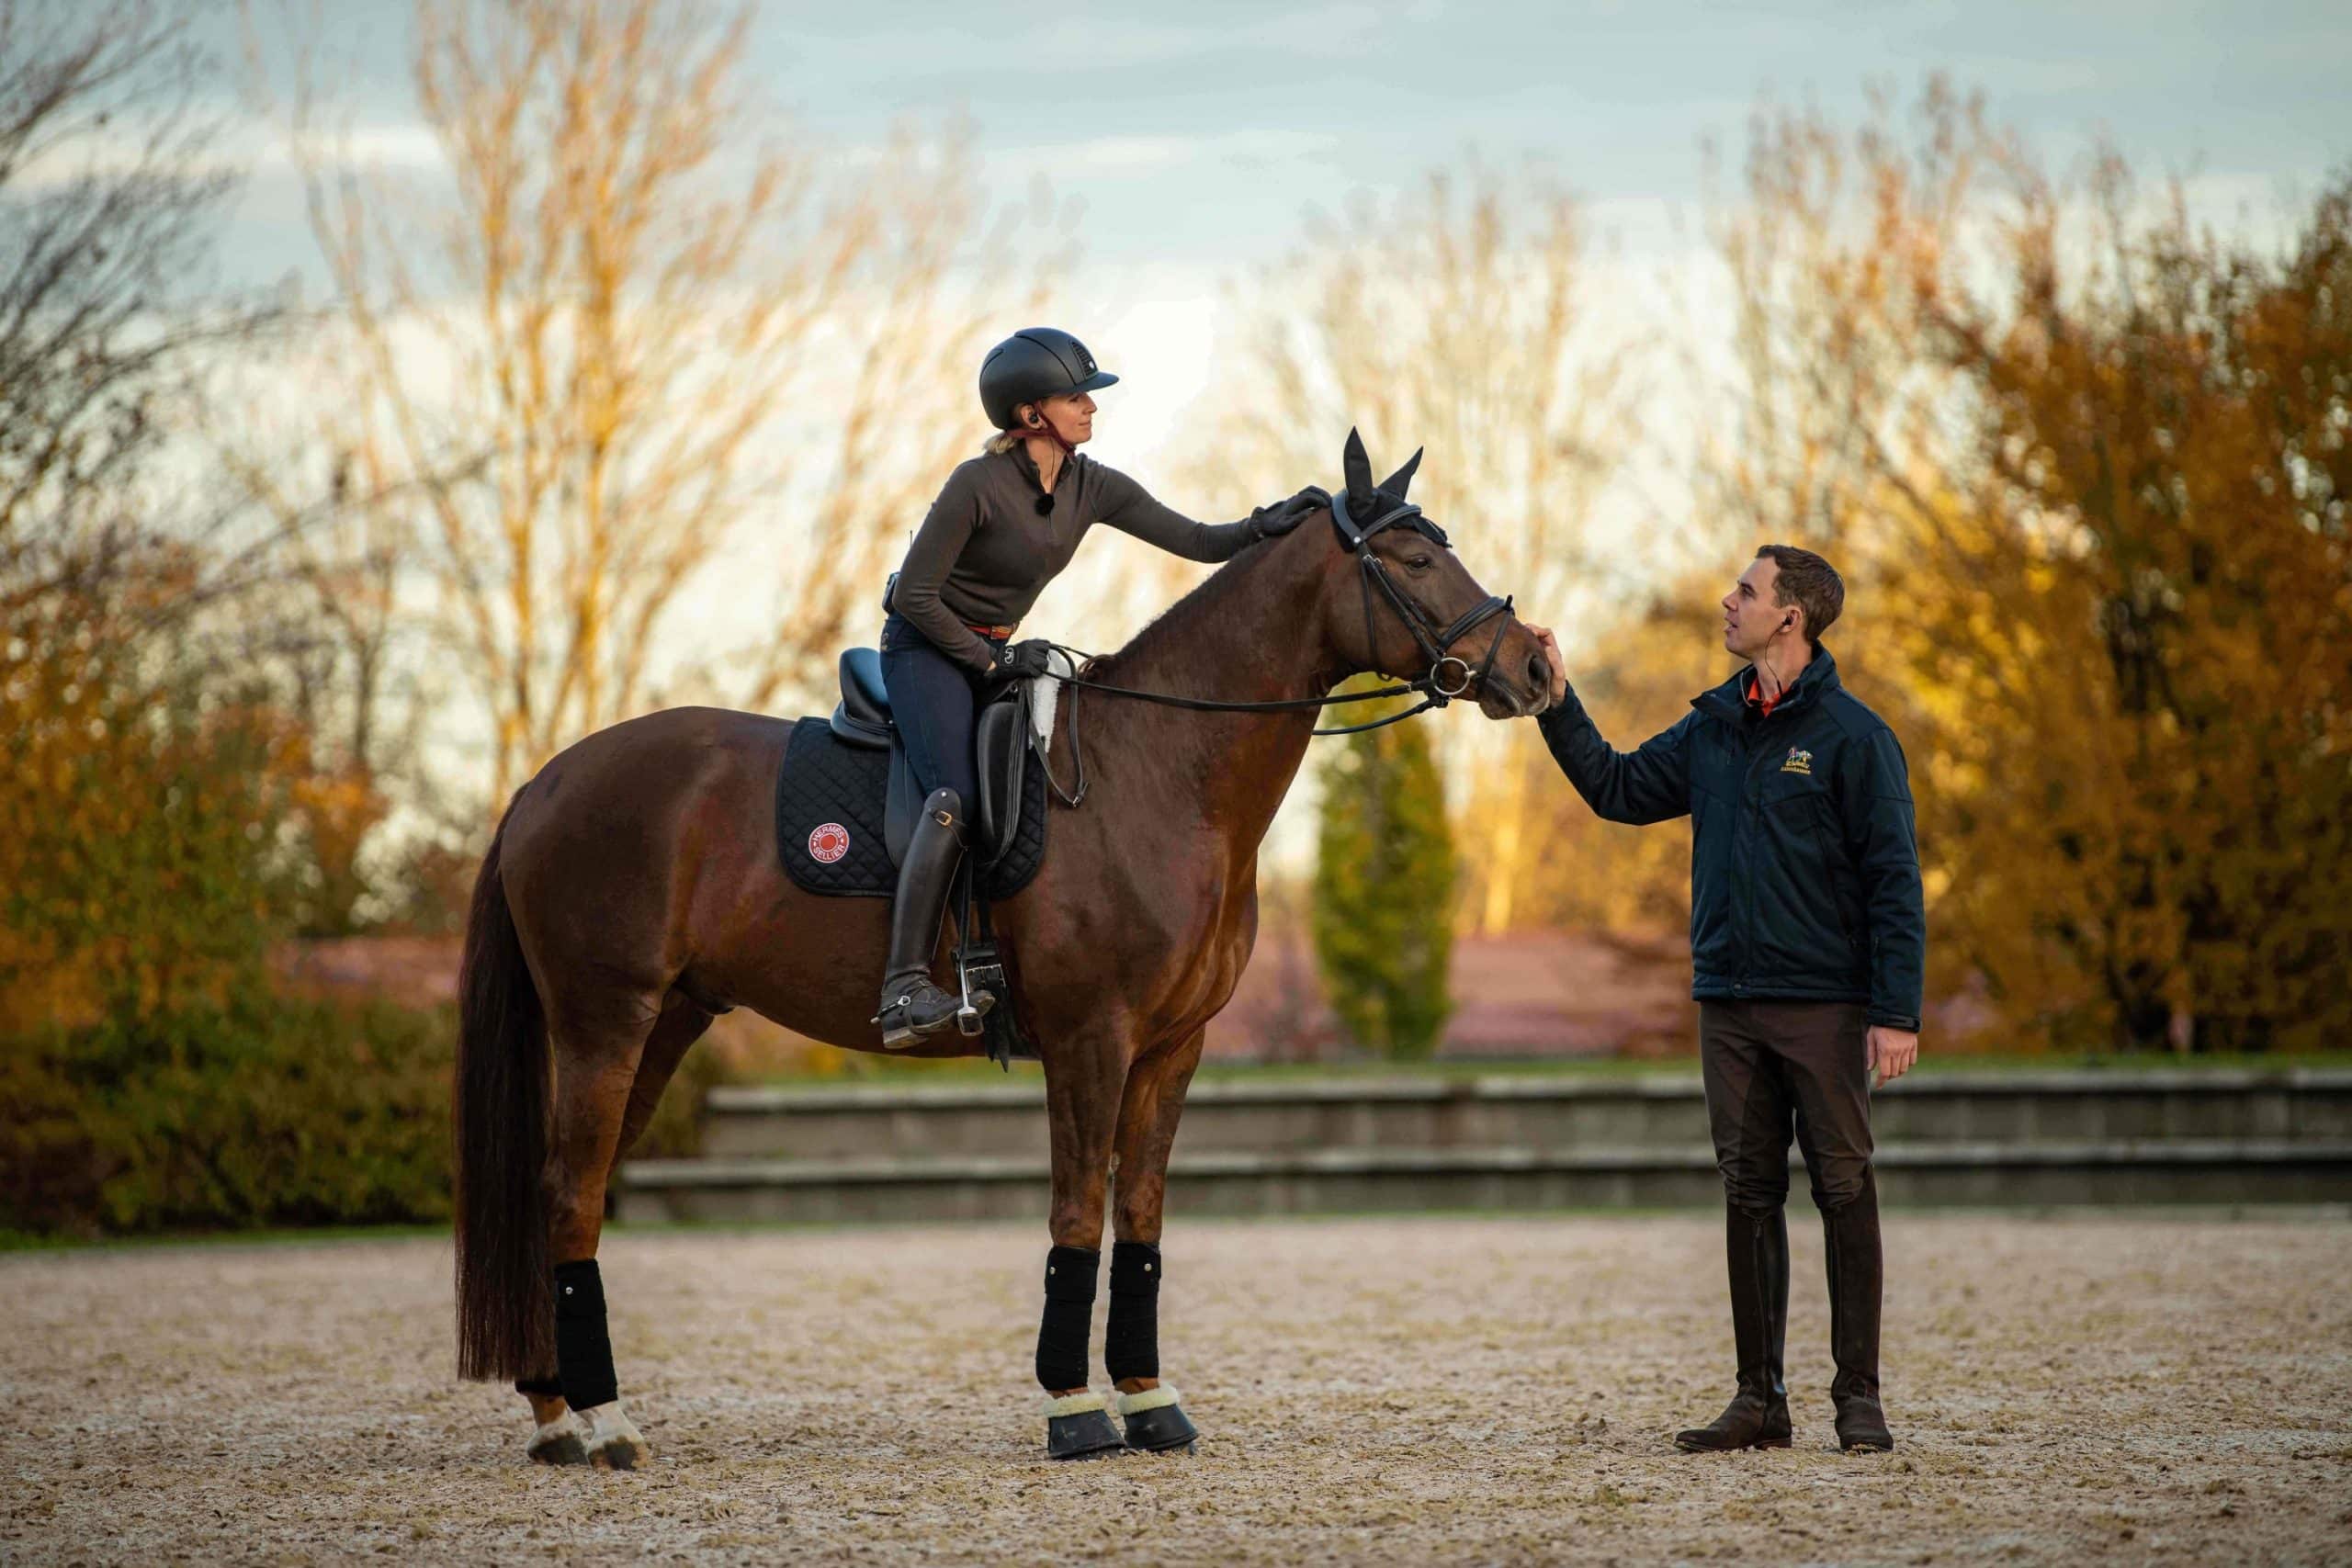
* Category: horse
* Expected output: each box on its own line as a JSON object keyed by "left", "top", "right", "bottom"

{"left": 450, "top": 429, "right": 1555, "bottom": 1466}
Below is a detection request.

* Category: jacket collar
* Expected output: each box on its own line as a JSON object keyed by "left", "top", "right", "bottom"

{"left": 1002, "top": 442, "right": 1084, "bottom": 492}
{"left": 1692, "top": 644, "right": 1841, "bottom": 723}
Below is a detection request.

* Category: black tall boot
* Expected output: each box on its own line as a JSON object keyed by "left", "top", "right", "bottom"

{"left": 1675, "top": 1203, "right": 1792, "bottom": 1452}
{"left": 872, "top": 787, "right": 967, "bottom": 1049}
{"left": 1824, "top": 1168, "right": 1894, "bottom": 1452}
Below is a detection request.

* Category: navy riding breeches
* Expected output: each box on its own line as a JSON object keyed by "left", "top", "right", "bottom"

{"left": 880, "top": 613, "right": 1007, "bottom": 807}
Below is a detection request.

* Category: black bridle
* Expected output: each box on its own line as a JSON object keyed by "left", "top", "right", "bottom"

{"left": 1323, "top": 485, "right": 1516, "bottom": 725}
{"left": 1036, "top": 485, "right": 1516, "bottom": 807}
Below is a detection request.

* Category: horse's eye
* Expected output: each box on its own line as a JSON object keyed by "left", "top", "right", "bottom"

{"left": 1405, "top": 556, "right": 1433, "bottom": 571}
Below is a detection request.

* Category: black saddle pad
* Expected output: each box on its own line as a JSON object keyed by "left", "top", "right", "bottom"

{"left": 775, "top": 716, "right": 1048, "bottom": 900}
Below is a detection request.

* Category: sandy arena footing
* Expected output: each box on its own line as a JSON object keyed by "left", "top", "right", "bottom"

{"left": 6, "top": 1213, "right": 2348, "bottom": 1564}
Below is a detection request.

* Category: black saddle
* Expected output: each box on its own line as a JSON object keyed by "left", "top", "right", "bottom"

{"left": 830, "top": 648, "right": 1033, "bottom": 869}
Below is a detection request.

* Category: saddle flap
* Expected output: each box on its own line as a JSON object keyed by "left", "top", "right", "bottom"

{"left": 975, "top": 691, "right": 1028, "bottom": 863}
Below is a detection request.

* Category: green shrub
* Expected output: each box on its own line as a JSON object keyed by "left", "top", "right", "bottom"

{"left": 0, "top": 994, "right": 457, "bottom": 1236}
{"left": 1312, "top": 675, "right": 1459, "bottom": 1058}
{"left": 0, "top": 987, "right": 737, "bottom": 1239}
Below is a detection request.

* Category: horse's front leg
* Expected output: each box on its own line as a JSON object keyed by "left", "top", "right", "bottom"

{"left": 1105, "top": 1028, "right": 1205, "bottom": 1454}
{"left": 1034, "top": 1023, "right": 1131, "bottom": 1461}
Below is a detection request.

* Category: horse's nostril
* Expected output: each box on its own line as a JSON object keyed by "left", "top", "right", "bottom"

{"left": 1527, "top": 652, "right": 1549, "bottom": 697}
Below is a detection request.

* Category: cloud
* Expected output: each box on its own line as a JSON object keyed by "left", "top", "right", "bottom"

{"left": 982, "top": 129, "right": 1345, "bottom": 184}
{"left": 6, "top": 111, "right": 447, "bottom": 197}
{"left": 251, "top": 122, "right": 447, "bottom": 175}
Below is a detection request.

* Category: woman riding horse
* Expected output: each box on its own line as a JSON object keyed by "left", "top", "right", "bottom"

{"left": 875, "top": 327, "right": 1323, "bottom": 1045}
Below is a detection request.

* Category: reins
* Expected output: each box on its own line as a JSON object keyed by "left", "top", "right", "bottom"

{"left": 1032, "top": 485, "right": 1513, "bottom": 807}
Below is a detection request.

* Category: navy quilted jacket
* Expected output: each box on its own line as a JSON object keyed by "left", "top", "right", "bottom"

{"left": 1536, "top": 647, "right": 1926, "bottom": 1031}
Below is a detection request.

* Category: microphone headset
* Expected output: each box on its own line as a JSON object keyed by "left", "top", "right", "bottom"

{"left": 1028, "top": 410, "right": 1056, "bottom": 513}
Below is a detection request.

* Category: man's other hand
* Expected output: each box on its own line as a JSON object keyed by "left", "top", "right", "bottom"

{"left": 1524, "top": 624, "right": 1569, "bottom": 708}
{"left": 1868, "top": 1026, "right": 1919, "bottom": 1087}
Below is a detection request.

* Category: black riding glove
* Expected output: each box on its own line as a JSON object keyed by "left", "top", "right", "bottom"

{"left": 994, "top": 638, "right": 1057, "bottom": 680}
{"left": 1246, "top": 485, "right": 1331, "bottom": 541}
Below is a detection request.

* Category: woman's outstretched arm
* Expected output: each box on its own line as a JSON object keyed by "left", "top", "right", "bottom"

{"left": 1091, "top": 465, "right": 1257, "bottom": 562}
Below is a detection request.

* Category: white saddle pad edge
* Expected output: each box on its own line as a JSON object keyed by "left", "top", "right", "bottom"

{"left": 1026, "top": 649, "right": 1079, "bottom": 748}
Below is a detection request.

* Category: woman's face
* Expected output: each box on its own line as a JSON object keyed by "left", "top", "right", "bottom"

{"left": 1029, "top": 390, "right": 1096, "bottom": 446}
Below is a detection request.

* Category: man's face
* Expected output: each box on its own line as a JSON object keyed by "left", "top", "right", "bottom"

{"left": 1722, "top": 557, "right": 1787, "bottom": 660}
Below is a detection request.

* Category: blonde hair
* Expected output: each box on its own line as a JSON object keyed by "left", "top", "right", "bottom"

{"left": 985, "top": 427, "right": 1024, "bottom": 456}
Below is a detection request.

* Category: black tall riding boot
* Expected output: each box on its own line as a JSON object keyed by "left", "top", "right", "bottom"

{"left": 1824, "top": 1168, "right": 1894, "bottom": 1451}
{"left": 873, "top": 787, "right": 967, "bottom": 1049}
{"left": 1675, "top": 1204, "right": 1792, "bottom": 1452}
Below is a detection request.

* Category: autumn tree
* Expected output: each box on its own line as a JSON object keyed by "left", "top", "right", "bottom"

{"left": 290, "top": 0, "right": 1056, "bottom": 806}
{"left": 0, "top": 0, "right": 322, "bottom": 1026}
{"left": 1710, "top": 83, "right": 2352, "bottom": 1051}
{"left": 1193, "top": 166, "right": 1633, "bottom": 934}
{"left": 1909, "top": 169, "right": 2352, "bottom": 1051}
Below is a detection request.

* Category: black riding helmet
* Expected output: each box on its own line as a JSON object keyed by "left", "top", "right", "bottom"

{"left": 978, "top": 328, "right": 1120, "bottom": 430}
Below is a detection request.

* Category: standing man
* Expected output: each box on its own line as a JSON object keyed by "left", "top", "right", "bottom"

{"left": 1526, "top": 546, "right": 1924, "bottom": 1454}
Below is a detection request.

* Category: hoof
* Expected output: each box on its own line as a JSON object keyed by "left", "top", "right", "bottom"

{"left": 1117, "top": 1385, "right": 1199, "bottom": 1454}
{"left": 1043, "top": 1392, "right": 1125, "bottom": 1461}
{"left": 577, "top": 1402, "right": 651, "bottom": 1472}
{"left": 591, "top": 1439, "right": 647, "bottom": 1472}
{"left": 526, "top": 1411, "right": 591, "bottom": 1467}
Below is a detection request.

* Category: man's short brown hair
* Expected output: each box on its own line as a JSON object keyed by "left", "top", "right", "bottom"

{"left": 1755, "top": 545, "right": 1844, "bottom": 643}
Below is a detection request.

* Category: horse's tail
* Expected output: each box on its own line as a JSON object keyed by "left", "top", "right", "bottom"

{"left": 453, "top": 804, "right": 551, "bottom": 1383}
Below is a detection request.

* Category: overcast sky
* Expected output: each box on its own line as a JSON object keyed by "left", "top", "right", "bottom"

{"left": 210, "top": 0, "right": 2350, "bottom": 464}
{"left": 220, "top": 0, "right": 2347, "bottom": 272}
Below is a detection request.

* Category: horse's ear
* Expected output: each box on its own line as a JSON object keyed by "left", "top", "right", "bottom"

{"left": 1379, "top": 446, "right": 1423, "bottom": 500}
{"left": 1341, "top": 426, "right": 1374, "bottom": 504}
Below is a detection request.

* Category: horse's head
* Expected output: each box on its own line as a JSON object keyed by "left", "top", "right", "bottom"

{"left": 1303, "top": 428, "right": 1552, "bottom": 720}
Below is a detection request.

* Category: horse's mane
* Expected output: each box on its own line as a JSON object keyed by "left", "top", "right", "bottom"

{"left": 1083, "top": 533, "right": 1285, "bottom": 684}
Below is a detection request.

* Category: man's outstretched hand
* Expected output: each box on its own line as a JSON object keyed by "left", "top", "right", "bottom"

{"left": 1524, "top": 623, "right": 1569, "bottom": 708}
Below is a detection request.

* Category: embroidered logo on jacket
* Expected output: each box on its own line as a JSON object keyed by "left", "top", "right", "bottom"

{"left": 1781, "top": 748, "right": 1814, "bottom": 775}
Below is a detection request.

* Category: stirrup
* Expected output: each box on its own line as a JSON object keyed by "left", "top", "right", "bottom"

{"left": 873, "top": 976, "right": 959, "bottom": 1049}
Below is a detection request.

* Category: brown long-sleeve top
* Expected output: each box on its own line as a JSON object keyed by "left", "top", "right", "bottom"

{"left": 891, "top": 445, "right": 1258, "bottom": 673}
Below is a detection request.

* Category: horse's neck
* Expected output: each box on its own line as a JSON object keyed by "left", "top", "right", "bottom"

{"left": 1078, "top": 545, "right": 1331, "bottom": 860}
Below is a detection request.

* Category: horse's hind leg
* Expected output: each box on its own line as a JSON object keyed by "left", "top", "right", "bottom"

{"left": 616, "top": 992, "right": 718, "bottom": 1156}
{"left": 516, "top": 992, "right": 712, "bottom": 1465}
{"left": 535, "top": 987, "right": 664, "bottom": 1471}
{"left": 1106, "top": 1029, "right": 1206, "bottom": 1454}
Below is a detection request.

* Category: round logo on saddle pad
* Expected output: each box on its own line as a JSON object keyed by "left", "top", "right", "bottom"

{"left": 807, "top": 822, "right": 852, "bottom": 863}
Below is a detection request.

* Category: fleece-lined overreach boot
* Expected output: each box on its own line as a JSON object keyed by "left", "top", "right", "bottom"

{"left": 1825, "top": 1169, "right": 1894, "bottom": 1452}
{"left": 1675, "top": 1204, "right": 1792, "bottom": 1452}
{"left": 872, "top": 787, "right": 967, "bottom": 1048}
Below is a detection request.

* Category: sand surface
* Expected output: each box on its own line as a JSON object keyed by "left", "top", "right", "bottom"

{"left": 6, "top": 1213, "right": 2348, "bottom": 1564}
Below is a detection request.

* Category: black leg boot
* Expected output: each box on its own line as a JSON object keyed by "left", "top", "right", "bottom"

{"left": 872, "top": 788, "right": 968, "bottom": 1048}
{"left": 1675, "top": 1204, "right": 1792, "bottom": 1452}
{"left": 1825, "top": 1168, "right": 1894, "bottom": 1452}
